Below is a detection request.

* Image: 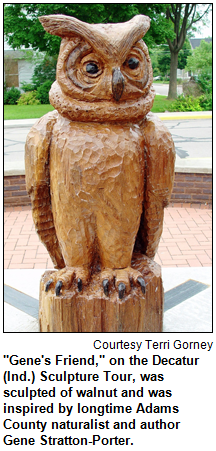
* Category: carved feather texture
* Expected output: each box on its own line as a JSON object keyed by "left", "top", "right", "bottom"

{"left": 26, "top": 14, "right": 175, "bottom": 279}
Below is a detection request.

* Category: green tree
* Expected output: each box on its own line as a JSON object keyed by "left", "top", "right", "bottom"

{"left": 149, "top": 49, "right": 160, "bottom": 77}
{"left": 157, "top": 45, "right": 171, "bottom": 78}
{"left": 178, "top": 38, "right": 192, "bottom": 70}
{"left": 4, "top": 3, "right": 173, "bottom": 55}
{"left": 165, "top": 4, "right": 211, "bottom": 98}
{"left": 157, "top": 39, "right": 192, "bottom": 78}
{"left": 186, "top": 40, "right": 212, "bottom": 75}
{"left": 186, "top": 40, "right": 212, "bottom": 111}
{"left": 32, "top": 55, "right": 57, "bottom": 87}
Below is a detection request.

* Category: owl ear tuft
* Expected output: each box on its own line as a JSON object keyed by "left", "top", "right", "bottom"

{"left": 39, "top": 14, "right": 151, "bottom": 40}
{"left": 39, "top": 14, "right": 152, "bottom": 63}
{"left": 39, "top": 15, "right": 84, "bottom": 38}
{"left": 129, "top": 14, "right": 151, "bottom": 37}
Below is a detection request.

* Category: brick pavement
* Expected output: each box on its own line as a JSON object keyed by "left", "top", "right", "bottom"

{"left": 4, "top": 204, "right": 212, "bottom": 269}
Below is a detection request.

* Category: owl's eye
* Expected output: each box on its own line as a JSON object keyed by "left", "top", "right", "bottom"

{"left": 86, "top": 62, "right": 99, "bottom": 74}
{"left": 127, "top": 57, "right": 139, "bottom": 69}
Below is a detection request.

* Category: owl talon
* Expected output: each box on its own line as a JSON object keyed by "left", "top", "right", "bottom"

{"left": 137, "top": 276, "right": 146, "bottom": 294}
{"left": 102, "top": 279, "right": 109, "bottom": 296}
{"left": 55, "top": 280, "right": 63, "bottom": 296}
{"left": 77, "top": 278, "right": 82, "bottom": 292}
{"left": 45, "top": 279, "right": 53, "bottom": 292}
{"left": 118, "top": 282, "right": 126, "bottom": 299}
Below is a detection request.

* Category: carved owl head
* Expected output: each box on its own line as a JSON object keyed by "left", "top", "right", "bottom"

{"left": 39, "top": 14, "right": 155, "bottom": 121}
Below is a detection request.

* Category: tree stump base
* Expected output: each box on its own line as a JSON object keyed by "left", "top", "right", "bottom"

{"left": 39, "top": 254, "right": 164, "bottom": 332}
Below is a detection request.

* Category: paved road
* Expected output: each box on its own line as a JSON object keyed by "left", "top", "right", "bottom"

{"left": 4, "top": 117, "right": 212, "bottom": 173}
{"left": 165, "top": 118, "right": 212, "bottom": 171}
{"left": 153, "top": 83, "right": 183, "bottom": 96}
{"left": 4, "top": 126, "right": 29, "bottom": 172}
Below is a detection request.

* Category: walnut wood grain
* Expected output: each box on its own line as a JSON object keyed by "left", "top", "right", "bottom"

{"left": 25, "top": 14, "right": 175, "bottom": 332}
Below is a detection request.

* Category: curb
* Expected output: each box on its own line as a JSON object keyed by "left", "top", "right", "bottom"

{"left": 4, "top": 118, "right": 39, "bottom": 129}
{"left": 159, "top": 114, "right": 212, "bottom": 121}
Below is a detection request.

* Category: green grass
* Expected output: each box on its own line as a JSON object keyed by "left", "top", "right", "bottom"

{"left": 4, "top": 96, "right": 173, "bottom": 120}
{"left": 4, "top": 104, "right": 55, "bottom": 120}
{"left": 151, "top": 95, "right": 173, "bottom": 113}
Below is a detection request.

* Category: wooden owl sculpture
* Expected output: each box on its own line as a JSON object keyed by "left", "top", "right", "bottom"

{"left": 25, "top": 14, "right": 175, "bottom": 300}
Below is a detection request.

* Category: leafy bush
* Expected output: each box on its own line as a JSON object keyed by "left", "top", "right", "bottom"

{"left": 169, "top": 94, "right": 202, "bottom": 112}
{"left": 36, "top": 80, "right": 53, "bottom": 104}
{"left": 197, "top": 73, "right": 212, "bottom": 97}
{"left": 17, "top": 91, "right": 40, "bottom": 105}
{"left": 4, "top": 86, "right": 21, "bottom": 105}
{"left": 198, "top": 94, "right": 212, "bottom": 111}
{"left": 20, "top": 82, "right": 36, "bottom": 92}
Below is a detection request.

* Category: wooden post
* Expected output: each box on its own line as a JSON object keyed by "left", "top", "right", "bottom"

{"left": 39, "top": 254, "right": 163, "bottom": 333}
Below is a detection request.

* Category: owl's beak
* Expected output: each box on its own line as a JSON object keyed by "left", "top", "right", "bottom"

{"left": 112, "top": 68, "right": 124, "bottom": 101}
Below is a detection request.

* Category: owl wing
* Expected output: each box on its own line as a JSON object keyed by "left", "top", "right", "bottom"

{"left": 135, "top": 112, "right": 176, "bottom": 258}
{"left": 25, "top": 110, "right": 65, "bottom": 269}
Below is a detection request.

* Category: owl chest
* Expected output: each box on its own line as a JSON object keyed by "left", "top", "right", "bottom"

{"left": 50, "top": 118, "right": 145, "bottom": 197}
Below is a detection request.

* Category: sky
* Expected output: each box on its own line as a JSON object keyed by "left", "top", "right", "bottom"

{"left": 192, "top": 5, "right": 212, "bottom": 38}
